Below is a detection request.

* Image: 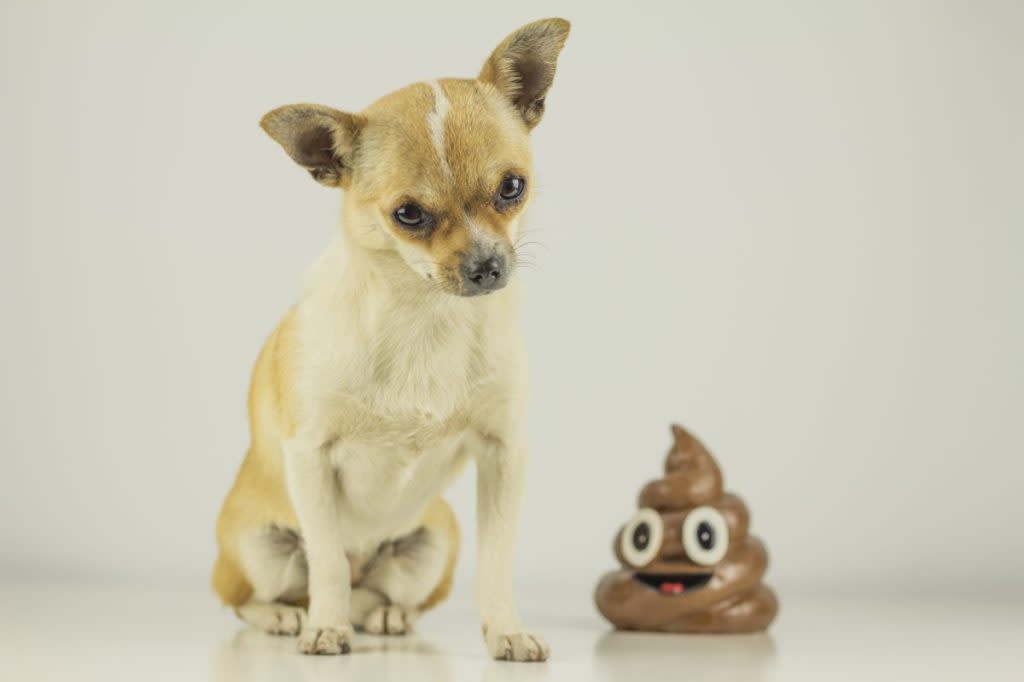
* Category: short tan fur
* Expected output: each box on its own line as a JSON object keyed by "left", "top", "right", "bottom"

{"left": 212, "top": 18, "right": 569, "bottom": 661}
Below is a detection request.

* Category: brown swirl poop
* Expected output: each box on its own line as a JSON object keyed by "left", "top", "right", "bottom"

{"left": 594, "top": 424, "right": 778, "bottom": 633}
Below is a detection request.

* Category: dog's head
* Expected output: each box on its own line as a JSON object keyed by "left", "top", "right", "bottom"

{"left": 260, "top": 18, "right": 570, "bottom": 297}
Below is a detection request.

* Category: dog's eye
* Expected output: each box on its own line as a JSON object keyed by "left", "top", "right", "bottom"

{"left": 496, "top": 175, "right": 526, "bottom": 204}
{"left": 620, "top": 508, "right": 663, "bottom": 568}
{"left": 393, "top": 203, "right": 430, "bottom": 228}
{"left": 681, "top": 506, "right": 729, "bottom": 566}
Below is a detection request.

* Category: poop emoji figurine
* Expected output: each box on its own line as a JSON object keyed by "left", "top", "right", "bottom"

{"left": 594, "top": 424, "right": 778, "bottom": 633}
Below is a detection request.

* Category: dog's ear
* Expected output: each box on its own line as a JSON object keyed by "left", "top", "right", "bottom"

{"left": 479, "top": 18, "right": 570, "bottom": 129}
{"left": 260, "top": 104, "right": 365, "bottom": 187}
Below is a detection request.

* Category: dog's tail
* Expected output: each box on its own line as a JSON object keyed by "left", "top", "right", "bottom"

{"left": 211, "top": 552, "right": 252, "bottom": 607}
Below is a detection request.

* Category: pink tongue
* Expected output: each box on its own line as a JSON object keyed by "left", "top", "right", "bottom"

{"left": 660, "top": 582, "right": 684, "bottom": 595}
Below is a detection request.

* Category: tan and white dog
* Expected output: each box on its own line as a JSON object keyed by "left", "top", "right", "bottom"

{"left": 211, "top": 18, "right": 570, "bottom": 661}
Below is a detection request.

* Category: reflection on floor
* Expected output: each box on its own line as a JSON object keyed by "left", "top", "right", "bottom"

{"left": 211, "top": 626, "right": 778, "bottom": 682}
{"left": 1, "top": 582, "right": 1021, "bottom": 682}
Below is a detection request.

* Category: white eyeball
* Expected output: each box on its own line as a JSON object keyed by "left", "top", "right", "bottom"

{"left": 620, "top": 508, "right": 664, "bottom": 568}
{"left": 681, "top": 506, "right": 729, "bottom": 566}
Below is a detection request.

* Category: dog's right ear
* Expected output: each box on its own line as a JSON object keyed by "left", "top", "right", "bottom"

{"left": 260, "top": 104, "right": 365, "bottom": 187}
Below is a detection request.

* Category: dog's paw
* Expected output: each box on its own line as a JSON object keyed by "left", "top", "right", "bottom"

{"left": 364, "top": 605, "right": 416, "bottom": 635}
{"left": 236, "top": 602, "right": 306, "bottom": 636}
{"left": 484, "top": 629, "right": 550, "bottom": 662}
{"left": 297, "top": 625, "right": 353, "bottom": 655}
{"left": 266, "top": 606, "right": 305, "bottom": 636}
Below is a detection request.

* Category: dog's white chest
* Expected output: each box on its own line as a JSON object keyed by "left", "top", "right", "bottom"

{"left": 330, "top": 432, "right": 471, "bottom": 540}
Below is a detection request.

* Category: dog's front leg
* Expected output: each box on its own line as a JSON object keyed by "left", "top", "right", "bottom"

{"left": 475, "top": 437, "right": 549, "bottom": 662}
{"left": 284, "top": 432, "right": 352, "bottom": 655}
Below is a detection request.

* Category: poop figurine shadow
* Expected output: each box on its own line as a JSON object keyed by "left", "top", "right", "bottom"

{"left": 594, "top": 424, "right": 778, "bottom": 633}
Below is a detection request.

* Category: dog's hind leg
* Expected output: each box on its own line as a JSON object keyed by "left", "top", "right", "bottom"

{"left": 235, "top": 600, "right": 306, "bottom": 636}
{"left": 233, "top": 525, "right": 310, "bottom": 636}
{"left": 349, "top": 587, "right": 388, "bottom": 629}
{"left": 357, "top": 498, "right": 459, "bottom": 635}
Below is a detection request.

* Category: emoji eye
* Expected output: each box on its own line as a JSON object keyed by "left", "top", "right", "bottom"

{"left": 681, "top": 506, "right": 729, "bottom": 566}
{"left": 496, "top": 175, "right": 526, "bottom": 203}
{"left": 620, "top": 508, "right": 663, "bottom": 568}
{"left": 393, "top": 203, "right": 431, "bottom": 228}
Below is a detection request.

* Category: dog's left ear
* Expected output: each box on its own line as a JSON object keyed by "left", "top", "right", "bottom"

{"left": 479, "top": 17, "right": 570, "bottom": 129}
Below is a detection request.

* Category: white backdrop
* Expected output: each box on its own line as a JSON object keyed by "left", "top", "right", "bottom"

{"left": 2, "top": 0, "right": 1022, "bottom": 609}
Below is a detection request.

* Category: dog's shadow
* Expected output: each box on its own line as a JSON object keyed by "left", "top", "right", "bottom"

{"left": 210, "top": 628, "right": 453, "bottom": 682}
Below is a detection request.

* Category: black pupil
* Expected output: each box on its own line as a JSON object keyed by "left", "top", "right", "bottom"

{"left": 697, "top": 521, "right": 715, "bottom": 551}
{"left": 501, "top": 177, "right": 521, "bottom": 198}
{"left": 397, "top": 204, "right": 422, "bottom": 224}
{"left": 632, "top": 522, "right": 650, "bottom": 551}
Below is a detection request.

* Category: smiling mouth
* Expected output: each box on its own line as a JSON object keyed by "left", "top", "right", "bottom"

{"left": 635, "top": 572, "right": 713, "bottom": 595}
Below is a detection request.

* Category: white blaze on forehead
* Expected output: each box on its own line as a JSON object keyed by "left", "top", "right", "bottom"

{"left": 426, "top": 80, "right": 452, "bottom": 177}
{"left": 466, "top": 214, "right": 504, "bottom": 253}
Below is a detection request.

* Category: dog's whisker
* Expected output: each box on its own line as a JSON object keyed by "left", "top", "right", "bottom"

{"left": 514, "top": 240, "right": 549, "bottom": 253}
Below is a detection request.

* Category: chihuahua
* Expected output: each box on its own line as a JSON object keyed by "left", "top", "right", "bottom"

{"left": 211, "top": 18, "right": 570, "bottom": 661}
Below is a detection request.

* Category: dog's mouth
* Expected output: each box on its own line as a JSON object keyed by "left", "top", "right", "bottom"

{"left": 634, "top": 572, "right": 713, "bottom": 595}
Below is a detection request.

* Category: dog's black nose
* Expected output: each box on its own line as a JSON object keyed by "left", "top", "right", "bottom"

{"left": 467, "top": 258, "right": 502, "bottom": 284}
{"left": 462, "top": 256, "right": 507, "bottom": 295}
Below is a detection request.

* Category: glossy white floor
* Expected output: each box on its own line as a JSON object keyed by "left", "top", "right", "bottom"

{"left": 1, "top": 581, "right": 1021, "bottom": 682}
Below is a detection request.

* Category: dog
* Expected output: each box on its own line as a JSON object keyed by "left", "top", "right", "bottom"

{"left": 211, "top": 18, "right": 570, "bottom": 662}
